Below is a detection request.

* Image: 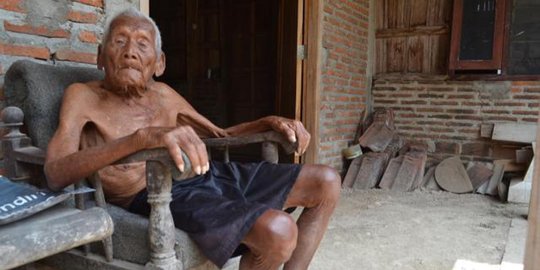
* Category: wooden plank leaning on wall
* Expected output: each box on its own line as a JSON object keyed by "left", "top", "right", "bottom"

{"left": 525, "top": 113, "right": 540, "bottom": 270}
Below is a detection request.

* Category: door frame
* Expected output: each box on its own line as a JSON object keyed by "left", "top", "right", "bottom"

{"left": 140, "top": 0, "right": 323, "bottom": 163}
{"left": 302, "top": 0, "right": 322, "bottom": 164}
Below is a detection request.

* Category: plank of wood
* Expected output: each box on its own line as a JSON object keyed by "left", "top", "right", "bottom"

{"left": 379, "top": 156, "right": 404, "bottom": 190}
{"left": 342, "top": 156, "right": 364, "bottom": 188}
{"left": 435, "top": 156, "right": 473, "bottom": 193}
{"left": 392, "top": 153, "right": 422, "bottom": 191}
{"left": 410, "top": 151, "right": 428, "bottom": 190}
{"left": 423, "top": 166, "right": 441, "bottom": 191}
{"left": 353, "top": 152, "right": 389, "bottom": 189}
{"left": 525, "top": 121, "right": 540, "bottom": 270}
{"left": 486, "top": 163, "right": 505, "bottom": 196}
{"left": 466, "top": 162, "right": 493, "bottom": 191}
{"left": 492, "top": 123, "right": 537, "bottom": 143}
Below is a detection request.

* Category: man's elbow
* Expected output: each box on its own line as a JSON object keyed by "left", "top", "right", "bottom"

{"left": 44, "top": 164, "right": 66, "bottom": 191}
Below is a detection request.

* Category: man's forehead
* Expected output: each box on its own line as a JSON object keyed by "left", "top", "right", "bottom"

{"left": 109, "top": 15, "right": 155, "bottom": 36}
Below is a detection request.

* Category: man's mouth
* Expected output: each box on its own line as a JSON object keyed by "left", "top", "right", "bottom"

{"left": 118, "top": 65, "right": 141, "bottom": 72}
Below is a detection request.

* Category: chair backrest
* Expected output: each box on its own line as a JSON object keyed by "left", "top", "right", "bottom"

{"left": 4, "top": 60, "right": 104, "bottom": 149}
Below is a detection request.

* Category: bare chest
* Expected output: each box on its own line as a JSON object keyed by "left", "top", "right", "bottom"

{"left": 84, "top": 99, "right": 177, "bottom": 142}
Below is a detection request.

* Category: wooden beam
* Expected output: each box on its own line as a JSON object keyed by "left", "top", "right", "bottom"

{"left": 302, "top": 0, "right": 322, "bottom": 164}
{"left": 524, "top": 114, "right": 540, "bottom": 270}
{"left": 376, "top": 26, "right": 449, "bottom": 38}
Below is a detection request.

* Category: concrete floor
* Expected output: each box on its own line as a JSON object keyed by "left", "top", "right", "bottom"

{"left": 307, "top": 189, "right": 528, "bottom": 270}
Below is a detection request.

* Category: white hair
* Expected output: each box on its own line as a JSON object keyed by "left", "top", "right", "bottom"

{"left": 101, "top": 7, "right": 162, "bottom": 56}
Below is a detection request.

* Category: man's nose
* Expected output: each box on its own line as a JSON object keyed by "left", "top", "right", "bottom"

{"left": 123, "top": 41, "right": 137, "bottom": 59}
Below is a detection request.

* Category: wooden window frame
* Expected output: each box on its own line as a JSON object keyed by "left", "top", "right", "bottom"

{"left": 448, "top": 0, "right": 507, "bottom": 73}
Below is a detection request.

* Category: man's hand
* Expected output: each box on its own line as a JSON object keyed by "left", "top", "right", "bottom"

{"left": 136, "top": 126, "right": 209, "bottom": 175}
{"left": 265, "top": 116, "right": 311, "bottom": 155}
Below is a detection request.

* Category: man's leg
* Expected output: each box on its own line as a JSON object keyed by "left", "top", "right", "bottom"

{"left": 240, "top": 209, "right": 298, "bottom": 269}
{"left": 239, "top": 164, "right": 340, "bottom": 270}
{"left": 282, "top": 164, "right": 341, "bottom": 269}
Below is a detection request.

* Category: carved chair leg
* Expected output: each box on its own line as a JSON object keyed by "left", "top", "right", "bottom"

{"left": 145, "top": 160, "right": 183, "bottom": 270}
{"left": 89, "top": 175, "right": 114, "bottom": 262}
{"left": 74, "top": 182, "right": 92, "bottom": 255}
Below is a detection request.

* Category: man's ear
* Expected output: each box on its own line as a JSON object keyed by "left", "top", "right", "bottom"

{"left": 154, "top": 52, "right": 166, "bottom": 77}
{"left": 97, "top": 45, "right": 104, "bottom": 70}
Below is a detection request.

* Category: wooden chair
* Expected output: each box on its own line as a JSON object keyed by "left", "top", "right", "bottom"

{"left": 1, "top": 60, "right": 296, "bottom": 270}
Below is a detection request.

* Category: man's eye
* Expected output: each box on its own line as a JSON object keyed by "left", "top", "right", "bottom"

{"left": 115, "top": 39, "right": 126, "bottom": 45}
{"left": 138, "top": 41, "right": 149, "bottom": 49}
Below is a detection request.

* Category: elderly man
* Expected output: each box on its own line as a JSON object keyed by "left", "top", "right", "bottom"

{"left": 44, "top": 8, "right": 340, "bottom": 270}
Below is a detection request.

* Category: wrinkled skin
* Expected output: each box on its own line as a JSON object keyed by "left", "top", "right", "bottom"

{"left": 44, "top": 14, "right": 340, "bottom": 270}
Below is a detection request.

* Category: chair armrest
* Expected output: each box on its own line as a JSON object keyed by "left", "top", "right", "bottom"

{"left": 12, "top": 146, "right": 46, "bottom": 165}
{"left": 203, "top": 130, "right": 297, "bottom": 154}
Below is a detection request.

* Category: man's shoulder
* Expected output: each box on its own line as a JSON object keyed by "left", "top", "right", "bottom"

{"left": 64, "top": 81, "right": 102, "bottom": 98}
{"left": 61, "top": 81, "right": 104, "bottom": 110}
{"left": 149, "top": 81, "right": 184, "bottom": 101}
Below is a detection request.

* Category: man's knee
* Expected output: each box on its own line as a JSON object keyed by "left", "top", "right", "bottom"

{"left": 247, "top": 210, "right": 298, "bottom": 262}
{"left": 313, "top": 165, "right": 341, "bottom": 203}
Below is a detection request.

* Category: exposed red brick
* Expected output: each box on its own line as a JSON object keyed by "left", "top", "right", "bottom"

{"left": 445, "top": 122, "right": 474, "bottom": 127}
{"left": 511, "top": 87, "right": 523, "bottom": 93}
{"left": 374, "top": 99, "right": 396, "bottom": 104}
{"left": 522, "top": 118, "right": 538, "bottom": 122}
{"left": 4, "top": 21, "right": 69, "bottom": 38}
{"left": 68, "top": 10, "right": 99, "bottom": 24}
{"left": 512, "top": 81, "right": 540, "bottom": 86}
{"left": 448, "top": 94, "right": 475, "bottom": 99}
{"left": 0, "top": 42, "right": 49, "bottom": 59}
{"left": 514, "top": 95, "right": 540, "bottom": 100}
{"left": 483, "top": 109, "right": 510, "bottom": 114}
{"left": 402, "top": 100, "right": 427, "bottom": 105}
{"left": 524, "top": 87, "right": 540, "bottom": 93}
{"left": 446, "top": 109, "right": 476, "bottom": 114}
{"left": 431, "top": 100, "right": 459, "bottom": 106}
{"left": 393, "top": 93, "right": 414, "bottom": 98}
{"left": 426, "top": 87, "right": 454, "bottom": 92}
{"left": 418, "top": 93, "right": 444, "bottom": 98}
{"left": 486, "top": 116, "right": 518, "bottom": 121}
{"left": 455, "top": 115, "right": 482, "bottom": 121}
{"left": 428, "top": 127, "right": 454, "bottom": 133}
{"left": 54, "top": 49, "right": 96, "bottom": 64}
{"left": 0, "top": 0, "right": 24, "bottom": 12}
{"left": 429, "top": 114, "right": 452, "bottom": 119}
{"left": 512, "top": 110, "right": 538, "bottom": 116}
{"left": 494, "top": 102, "right": 526, "bottom": 107}
{"left": 78, "top": 30, "right": 99, "bottom": 43}
{"left": 416, "top": 107, "right": 444, "bottom": 113}
{"left": 529, "top": 103, "right": 540, "bottom": 108}
{"left": 75, "top": 0, "right": 104, "bottom": 7}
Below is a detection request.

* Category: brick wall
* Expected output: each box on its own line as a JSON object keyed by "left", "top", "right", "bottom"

{"left": 373, "top": 74, "right": 540, "bottom": 160}
{"left": 319, "top": 0, "right": 370, "bottom": 171}
{"left": 0, "top": 0, "right": 138, "bottom": 108}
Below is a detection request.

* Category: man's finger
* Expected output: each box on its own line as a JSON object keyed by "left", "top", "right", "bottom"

{"left": 168, "top": 144, "right": 185, "bottom": 172}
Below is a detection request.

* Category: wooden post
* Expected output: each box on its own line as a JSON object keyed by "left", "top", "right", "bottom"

{"left": 262, "top": 142, "right": 279, "bottom": 164}
{"left": 145, "top": 160, "right": 183, "bottom": 270}
{"left": 524, "top": 116, "right": 540, "bottom": 270}
{"left": 0, "top": 107, "right": 32, "bottom": 181}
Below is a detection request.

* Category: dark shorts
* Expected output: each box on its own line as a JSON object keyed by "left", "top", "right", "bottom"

{"left": 128, "top": 161, "right": 302, "bottom": 268}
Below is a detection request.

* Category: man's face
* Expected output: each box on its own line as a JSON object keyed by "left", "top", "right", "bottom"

{"left": 99, "top": 15, "right": 161, "bottom": 97}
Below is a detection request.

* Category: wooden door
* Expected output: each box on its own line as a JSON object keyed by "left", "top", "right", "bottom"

{"left": 186, "top": 0, "right": 226, "bottom": 126}
{"left": 223, "top": 0, "right": 279, "bottom": 127}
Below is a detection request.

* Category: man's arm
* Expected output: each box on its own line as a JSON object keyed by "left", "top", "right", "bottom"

{"left": 225, "top": 116, "right": 311, "bottom": 155}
